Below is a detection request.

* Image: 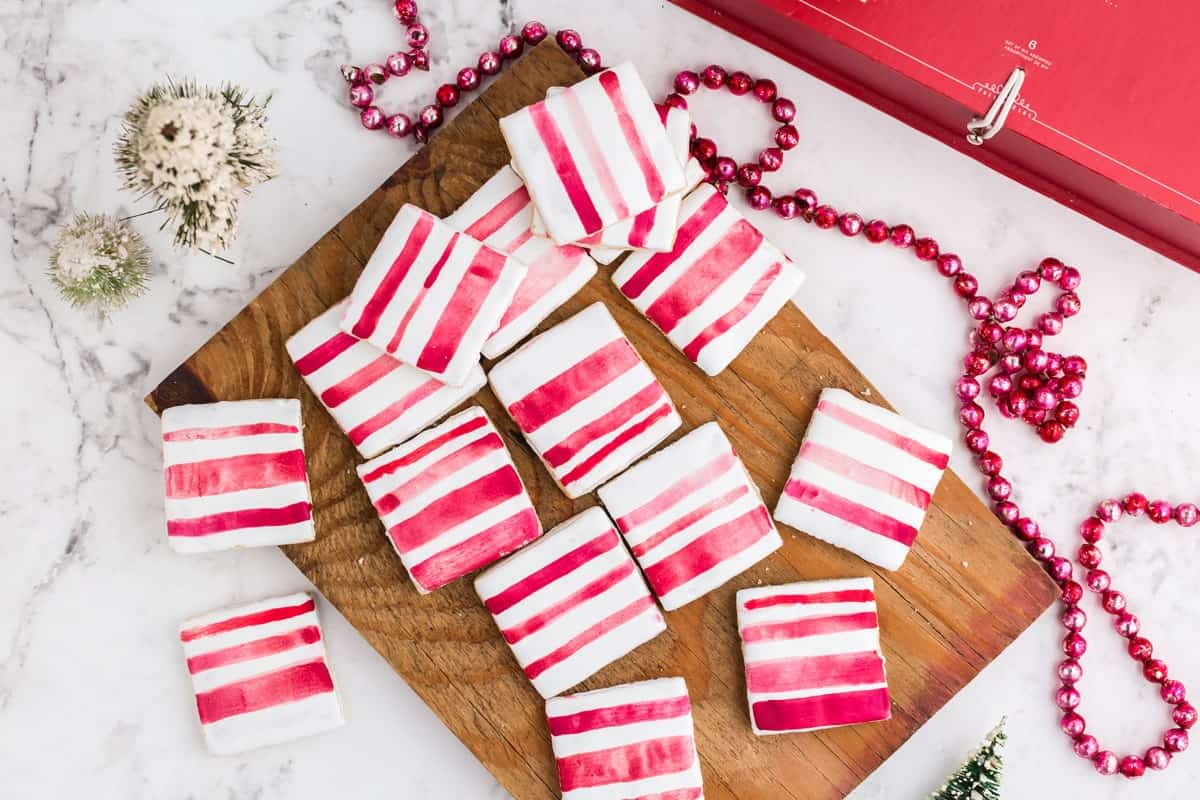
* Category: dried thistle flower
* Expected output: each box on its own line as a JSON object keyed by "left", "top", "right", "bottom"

{"left": 48, "top": 213, "right": 152, "bottom": 314}
{"left": 114, "top": 80, "right": 276, "bottom": 252}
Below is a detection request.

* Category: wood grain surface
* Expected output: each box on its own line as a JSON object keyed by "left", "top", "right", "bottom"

{"left": 145, "top": 41, "right": 1057, "bottom": 800}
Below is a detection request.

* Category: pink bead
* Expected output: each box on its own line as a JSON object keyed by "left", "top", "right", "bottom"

{"left": 988, "top": 374, "right": 1013, "bottom": 396}
{"left": 393, "top": 0, "right": 419, "bottom": 23}
{"left": 1016, "top": 517, "right": 1040, "bottom": 541}
{"left": 498, "top": 34, "right": 523, "bottom": 60}
{"left": 1144, "top": 659, "right": 1168, "bottom": 683}
{"left": 360, "top": 106, "right": 385, "bottom": 130}
{"left": 522, "top": 21, "right": 548, "bottom": 45}
{"left": 1039, "top": 311, "right": 1065, "bottom": 335}
{"left": 416, "top": 104, "right": 440, "bottom": 129}
{"left": 1023, "top": 406, "right": 1047, "bottom": 426}
{"left": 999, "top": 328, "right": 1027, "bottom": 353}
{"left": 864, "top": 219, "right": 889, "bottom": 243}
{"left": 813, "top": 205, "right": 838, "bottom": 229}
{"left": 988, "top": 476, "right": 1013, "bottom": 501}
{"left": 746, "top": 185, "right": 772, "bottom": 210}
{"left": 888, "top": 224, "right": 915, "bottom": 247}
{"left": 456, "top": 67, "right": 480, "bottom": 91}
{"left": 713, "top": 157, "right": 737, "bottom": 182}
{"left": 736, "top": 163, "right": 762, "bottom": 188}
{"left": 1063, "top": 354, "right": 1087, "bottom": 376}
{"left": 771, "top": 97, "right": 796, "bottom": 122}
{"left": 1176, "top": 503, "right": 1200, "bottom": 526}
{"left": 673, "top": 70, "right": 700, "bottom": 94}
{"left": 1128, "top": 636, "right": 1153, "bottom": 661}
{"left": 1056, "top": 685, "right": 1082, "bottom": 710}
{"left": 1077, "top": 543, "right": 1102, "bottom": 569}
{"left": 964, "top": 350, "right": 991, "bottom": 376}
{"left": 1024, "top": 348, "right": 1049, "bottom": 372}
{"left": 1060, "top": 711, "right": 1086, "bottom": 736}
{"left": 979, "top": 321, "right": 1003, "bottom": 345}
{"left": 436, "top": 83, "right": 460, "bottom": 107}
{"left": 992, "top": 299, "right": 1018, "bottom": 322}
{"left": 412, "top": 124, "right": 428, "bottom": 144}
{"left": 752, "top": 78, "right": 778, "bottom": 102}
{"left": 664, "top": 93, "right": 687, "bottom": 110}
{"left": 410, "top": 49, "right": 430, "bottom": 71}
{"left": 964, "top": 428, "right": 989, "bottom": 453}
{"left": 978, "top": 451, "right": 1003, "bottom": 476}
{"left": 914, "top": 237, "right": 939, "bottom": 261}
{"left": 1094, "top": 750, "right": 1119, "bottom": 775}
{"left": 1173, "top": 702, "right": 1198, "bottom": 729}
{"left": 1061, "top": 605, "right": 1087, "bottom": 631}
{"left": 995, "top": 500, "right": 1020, "bottom": 525}
{"left": 577, "top": 48, "right": 602, "bottom": 73}
{"left": 385, "top": 113, "right": 413, "bottom": 137}
{"left": 1164, "top": 728, "right": 1190, "bottom": 753}
{"left": 1048, "top": 556, "right": 1072, "bottom": 582}
{"left": 1162, "top": 679, "right": 1187, "bottom": 704}
{"left": 555, "top": 29, "right": 582, "bottom": 53}
{"left": 387, "top": 51, "right": 413, "bottom": 77}
{"left": 1057, "top": 292, "right": 1082, "bottom": 317}
{"left": 1059, "top": 658, "right": 1084, "bottom": 683}
{"left": 701, "top": 64, "right": 727, "bottom": 89}
{"left": 348, "top": 83, "right": 374, "bottom": 108}
{"left": 1062, "top": 633, "right": 1087, "bottom": 661}
{"left": 1015, "top": 270, "right": 1042, "bottom": 294}
{"left": 406, "top": 23, "right": 429, "bottom": 49}
{"left": 1073, "top": 733, "right": 1099, "bottom": 758}
{"left": 363, "top": 62, "right": 388, "bottom": 84}
{"left": 1062, "top": 579, "right": 1083, "bottom": 604}
{"left": 775, "top": 124, "right": 799, "bottom": 150}
{"left": 1123, "top": 493, "right": 1149, "bottom": 516}
{"left": 1080, "top": 517, "right": 1105, "bottom": 543}
{"left": 1145, "top": 746, "right": 1171, "bottom": 770}
{"left": 478, "top": 50, "right": 502, "bottom": 75}
{"left": 793, "top": 188, "right": 818, "bottom": 211}
{"left": 1085, "top": 569, "right": 1110, "bottom": 592}
{"left": 1148, "top": 499, "right": 1173, "bottom": 523}
{"left": 960, "top": 402, "right": 985, "bottom": 427}
{"left": 773, "top": 195, "right": 799, "bottom": 219}
{"left": 758, "top": 146, "right": 783, "bottom": 171}
{"left": 956, "top": 376, "right": 982, "bottom": 401}
{"left": 692, "top": 138, "right": 717, "bottom": 163}
{"left": 1102, "top": 590, "right": 1126, "bottom": 614}
{"left": 936, "top": 253, "right": 963, "bottom": 277}
{"left": 967, "top": 297, "right": 992, "bottom": 320}
{"left": 1032, "top": 386, "right": 1057, "bottom": 410}
{"left": 1060, "top": 265, "right": 1082, "bottom": 290}
{"left": 727, "top": 71, "right": 752, "bottom": 95}
{"left": 1026, "top": 330, "right": 1044, "bottom": 350}
{"left": 341, "top": 65, "right": 364, "bottom": 84}
{"left": 1007, "top": 290, "right": 1028, "bottom": 308}
{"left": 1115, "top": 611, "right": 1140, "bottom": 637}
{"left": 1058, "top": 376, "right": 1083, "bottom": 399}
{"left": 1118, "top": 755, "right": 1145, "bottom": 779}
{"left": 838, "top": 213, "right": 864, "bottom": 237}
{"left": 1039, "top": 257, "right": 1066, "bottom": 282}
{"left": 953, "top": 273, "right": 979, "bottom": 298}
{"left": 1029, "top": 536, "right": 1056, "bottom": 561}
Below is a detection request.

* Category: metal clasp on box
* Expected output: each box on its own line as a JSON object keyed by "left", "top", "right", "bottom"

{"left": 967, "top": 67, "right": 1025, "bottom": 146}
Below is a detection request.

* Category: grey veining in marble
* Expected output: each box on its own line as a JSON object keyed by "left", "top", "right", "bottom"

{"left": 2, "top": 1, "right": 1198, "bottom": 797}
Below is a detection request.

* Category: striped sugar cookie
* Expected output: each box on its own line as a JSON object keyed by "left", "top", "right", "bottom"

{"left": 612, "top": 183, "right": 806, "bottom": 376}
{"left": 287, "top": 301, "right": 485, "bottom": 458}
{"left": 179, "top": 592, "right": 344, "bottom": 755}
{"left": 356, "top": 406, "right": 542, "bottom": 594}
{"left": 488, "top": 302, "right": 682, "bottom": 499}
{"left": 736, "top": 578, "right": 889, "bottom": 735}
{"left": 474, "top": 507, "right": 666, "bottom": 698}
{"left": 597, "top": 422, "right": 782, "bottom": 610}
{"left": 546, "top": 677, "right": 704, "bottom": 800}
{"left": 500, "top": 62, "right": 685, "bottom": 245}
{"left": 161, "top": 399, "right": 315, "bottom": 554}
{"left": 773, "top": 388, "right": 952, "bottom": 571}
{"left": 339, "top": 204, "right": 526, "bottom": 386}
{"left": 444, "top": 166, "right": 597, "bottom": 359}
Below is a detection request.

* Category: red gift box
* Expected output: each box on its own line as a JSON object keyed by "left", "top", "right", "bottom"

{"left": 670, "top": 0, "right": 1200, "bottom": 272}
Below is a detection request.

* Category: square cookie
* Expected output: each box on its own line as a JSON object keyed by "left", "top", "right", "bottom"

{"left": 356, "top": 406, "right": 542, "bottom": 594}
{"left": 287, "top": 301, "right": 485, "bottom": 458}
{"left": 546, "top": 677, "right": 704, "bottom": 800}
{"left": 598, "top": 422, "right": 782, "bottom": 610}
{"left": 179, "top": 592, "right": 344, "bottom": 755}
{"left": 500, "top": 61, "right": 686, "bottom": 245}
{"left": 475, "top": 507, "right": 666, "bottom": 698}
{"left": 773, "top": 388, "right": 952, "bottom": 570}
{"left": 444, "top": 166, "right": 597, "bottom": 359}
{"left": 612, "top": 182, "right": 806, "bottom": 376}
{"left": 488, "top": 302, "right": 682, "bottom": 498}
{"left": 340, "top": 203, "right": 526, "bottom": 386}
{"left": 736, "top": 578, "right": 889, "bottom": 735}
{"left": 162, "top": 399, "right": 315, "bottom": 554}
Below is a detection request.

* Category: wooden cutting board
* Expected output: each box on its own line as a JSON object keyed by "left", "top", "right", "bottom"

{"left": 145, "top": 41, "right": 1057, "bottom": 800}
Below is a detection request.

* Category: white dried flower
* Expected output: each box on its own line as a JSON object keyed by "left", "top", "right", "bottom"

{"left": 114, "top": 80, "right": 276, "bottom": 252}
{"left": 48, "top": 213, "right": 152, "bottom": 314}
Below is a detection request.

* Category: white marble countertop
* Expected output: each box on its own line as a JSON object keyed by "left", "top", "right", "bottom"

{"left": 3, "top": 1, "right": 1199, "bottom": 797}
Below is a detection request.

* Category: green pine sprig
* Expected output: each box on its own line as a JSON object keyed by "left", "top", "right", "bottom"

{"left": 929, "top": 717, "right": 1007, "bottom": 800}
